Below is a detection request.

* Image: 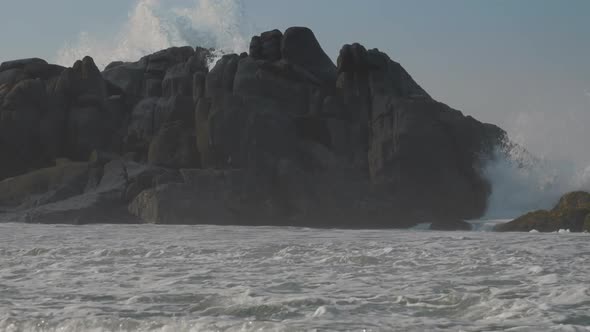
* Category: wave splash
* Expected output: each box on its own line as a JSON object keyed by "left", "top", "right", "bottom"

{"left": 55, "top": 0, "right": 249, "bottom": 69}
{"left": 483, "top": 139, "right": 590, "bottom": 220}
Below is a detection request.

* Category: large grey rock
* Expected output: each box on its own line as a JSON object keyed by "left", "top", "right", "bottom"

{"left": 260, "top": 29, "right": 283, "bottom": 62}
{"left": 146, "top": 46, "right": 195, "bottom": 77}
{"left": 280, "top": 27, "right": 337, "bottom": 86}
{"left": 69, "top": 56, "right": 107, "bottom": 101}
{"left": 126, "top": 97, "right": 159, "bottom": 149}
{"left": 19, "top": 161, "right": 160, "bottom": 224}
{"left": 194, "top": 97, "right": 212, "bottom": 167}
{"left": 129, "top": 169, "right": 242, "bottom": 224}
{"left": 67, "top": 106, "right": 110, "bottom": 160}
{"left": 334, "top": 45, "right": 506, "bottom": 221}
{"left": 162, "top": 63, "right": 192, "bottom": 97}
{"left": 206, "top": 54, "right": 240, "bottom": 102}
{"left": 0, "top": 58, "right": 47, "bottom": 72}
{"left": 155, "top": 95, "right": 194, "bottom": 125}
{"left": 102, "top": 60, "right": 146, "bottom": 98}
{"left": 0, "top": 162, "right": 91, "bottom": 207}
{"left": 0, "top": 78, "right": 49, "bottom": 179}
{"left": 496, "top": 191, "right": 590, "bottom": 233}
{"left": 232, "top": 58, "right": 310, "bottom": 116}
{"left": 148, "top": 121, "right": 199, "bottom": 169}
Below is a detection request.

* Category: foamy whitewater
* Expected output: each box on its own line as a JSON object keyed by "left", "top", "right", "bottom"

{"left": 1, "top": 223, "right": 589, "bottom": 332}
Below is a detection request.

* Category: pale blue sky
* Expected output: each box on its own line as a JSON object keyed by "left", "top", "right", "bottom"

{"left": 1, "top": 0, "right": 589, "bottom": 165}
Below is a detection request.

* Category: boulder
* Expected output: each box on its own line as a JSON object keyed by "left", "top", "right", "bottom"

{"left": 249, "top": 36, "right": 262, "bottom": 60}
{"left": 162, "top": 63, "right": 192, "bottom": 97}
{"left": 280, "top": 27, "right": 337, "bottom": 86}
{"left": 70, "top": 56, "right": 106, "bottom": 100}
{"left": 0, "top": 58, "right": 47, "bottom": 72}
{"left": 195, "top": 97, "right": 212, "bottom": 167}
{"left": 232, "top": 58, "right": 311, "bottom": 116}
{"left": 0, "top": 162, "right": 91, "bottom": 208}
{"left": 148, "top": 121, "right": 199, "bottom": 169}
{"left": 23, "top": 63, "right": 65, "bottom": 80}
{"left": 155, "top": 95, "right": 194, "bottom": 125}
{"left": 128, "top": 169, "right": 242, "bottom": 224}
{"left": 553, "top": 191, "right": 590, "bottom": 211}
{"left": 334, "top": 43, "right": 505, "bottom": 222}
{"left": 0, "top": 78, "right": 51, "bottom": 179}
{"left": 368, "top": 98, "right": 503, "bottom": 220}
{"left": 102, "top": 60, "right": 146, "bottom": 98}
{"left": 259, "top": 29, "right": 283, "bottom": 62}
{"left": 495, "top": 191, "right": 590, "bottom": 232}
{"left": 0, "top": 69, "right": 26, "bottom": 90}
{"left": 19, "top": 161, "right": 162, "bottom": 224}
{"left": 206, "top": 54, "right": 240, "bottom": 102}
{"left": 67, "top": 106, "right": 109, "bottom": 160}
{"left": 146, "top": 46, "right": 195, "bottom": 77}
{"left": 124, "top": 97, "right": 157, "bottom": 158}
{"left": 192, "top": 71, "right": 207, "bottom": 102}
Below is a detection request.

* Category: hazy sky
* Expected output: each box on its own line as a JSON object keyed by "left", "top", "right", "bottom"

{"left": 1, "top": 0, "right": 589, "bottom": 166}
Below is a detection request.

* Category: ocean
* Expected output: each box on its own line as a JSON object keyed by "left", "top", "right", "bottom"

{"left": 1, "top": 223, "right": 588, "bottom": 331}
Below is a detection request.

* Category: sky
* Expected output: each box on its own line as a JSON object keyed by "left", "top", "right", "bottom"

{"left": 1, "top": 0, "right": 589, "bottom": 167}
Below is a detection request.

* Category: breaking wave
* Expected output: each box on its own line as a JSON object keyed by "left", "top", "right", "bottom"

{"left": 483, "top": 89, "right": 590, "bottom": 220}
{"left": 55, "top": 0, "right": 250, "bottom": 69}
{"left": 483, "top": 131, "right": 590, "bottom": 220}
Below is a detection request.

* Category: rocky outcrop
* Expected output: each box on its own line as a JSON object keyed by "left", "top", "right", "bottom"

{"left": 2, "top": 159, "right": 166, "bottom": 224}
{"left": 0, "top": 161, "right": 91, "bottom": 208}
{"left": 495, "top": 191, "right": 590, "bottom": 232}
{"left": 0, "top": 27, "right": 506, "bottom": 229}
{"left": 102, "top": 46, "right": 211, "bottom": 160}
{"left": 128, "top": 169, "right": 241, "bottom": 224}
{"left": 0, "top": 54, "right": 125, "bottom": 181}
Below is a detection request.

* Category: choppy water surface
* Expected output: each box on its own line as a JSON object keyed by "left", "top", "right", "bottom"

{"left": 0, "top": 223, "right": 589, "bottom": 331}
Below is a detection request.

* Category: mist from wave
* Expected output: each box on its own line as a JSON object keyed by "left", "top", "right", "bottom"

{"left": 482, "top": 137, "right": 590, "bottom": 220}
{"left": 55, "top": 0, "right": 250, "bottom": 69}
{"left": 482, "top": 84, "right": 590, "bottom": 220}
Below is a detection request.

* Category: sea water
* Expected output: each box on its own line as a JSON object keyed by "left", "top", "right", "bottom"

{"left": 1, "top": 223, "right": 589, "bottom": 331}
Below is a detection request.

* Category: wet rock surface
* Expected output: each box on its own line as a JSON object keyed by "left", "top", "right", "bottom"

{"left": 496, "top": 191, "right": 590, "bottom": 232}
{"left": 0, "top": 27, "right": 506, "bottom": 229}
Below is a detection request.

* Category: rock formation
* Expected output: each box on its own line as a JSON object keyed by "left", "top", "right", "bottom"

{"left": 0, "top": 27, "right": 506, "bottom": 229}
{"left": 495, "top": 191, "right": 590, "bottom": 232}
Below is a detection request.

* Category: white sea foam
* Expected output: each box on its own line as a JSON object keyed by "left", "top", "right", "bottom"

{"left": 55, "top": 0, "right": 249, "bottom": 69}
{"left": 1, "top": 223, "right": 588, "bottom": 331}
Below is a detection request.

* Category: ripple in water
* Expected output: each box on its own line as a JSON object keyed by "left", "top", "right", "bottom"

{"left": 0, "top": 223, "right": 589, "bottom": 331}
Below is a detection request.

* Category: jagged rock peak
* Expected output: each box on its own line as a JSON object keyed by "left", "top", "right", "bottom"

{"left": 248, "top": 27, "right": 337, "bottom": 86}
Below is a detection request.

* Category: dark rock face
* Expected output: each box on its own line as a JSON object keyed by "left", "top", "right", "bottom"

{"left": 148, "top": 121, "right": 199, "bottom": 169}
{"left": 101, "top": 46, "right": 212, "bottom": 160}
{"left": 128, "top": 169, "right": 242, "bottom": 224}
{"left": 0, "top": 27, "right": 506, "bottom": 229}
{"left": 496, "top": 191, "right": 590, "bottom": 232}
{"left": 280, "top": 27, "right": 337, "bottom": 86}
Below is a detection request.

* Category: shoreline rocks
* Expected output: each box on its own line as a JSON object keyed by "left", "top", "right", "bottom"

{"left": 495, "top": 191, "right": 590, "bottom": 233}
{"left": 0, "top": 27, "right": 507, "bottom": 230}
